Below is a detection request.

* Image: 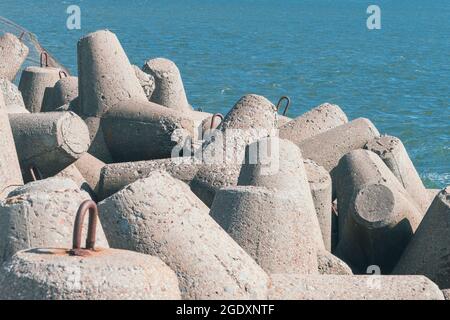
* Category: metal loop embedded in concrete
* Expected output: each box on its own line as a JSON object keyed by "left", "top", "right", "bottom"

{"left": 71, "top": 200, "right": 98, "bottom": 253}
{"left": 210, "top": 113, "right": 223, "bottom": 129}
{"left": 40, "top": 52, "right": 48, "bottom": 68}
{"left": 276, "top": 96, "right": 290, "bottom": 116}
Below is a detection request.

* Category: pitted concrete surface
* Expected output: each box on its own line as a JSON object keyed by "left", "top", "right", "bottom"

{"left": 0, "top": 78, "right": 25, "bottom": 107}
{"left": 0, "top": 33, "right": 29, "bottom": 81}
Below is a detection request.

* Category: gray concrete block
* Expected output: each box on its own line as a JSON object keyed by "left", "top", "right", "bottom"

{"left": 0, "top": 33, "right": 29, "bottom": 81}
{"left": 132, "top": 64, "right": 155, "bottom": 101}
{"left": 0, "top": 77, "right": 25, "bottom": 108}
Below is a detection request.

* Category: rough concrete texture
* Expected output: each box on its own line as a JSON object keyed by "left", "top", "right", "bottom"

{"left": 268, "top": 274, "right": 444, "bottom": 300}
{"left": 443, "top": 289, "right": 450, "bottom": 300}
{"left": 132, "top": 64, "right": 155, "bottom": 101}
{"left": 317, "top": 250, "right": 353, "bottom": 275}
{"left": 276, "top": 114, "right": 292, "bottom": 127}
{"left": 53, "top": 164, "right": 96, "bottom": 199}
{"left": 142, "top": 58, "right": 192, "bottom": 112}
{"left": 298, "top": 118, "right": 380, "bottom": 177}
{"left": 335, "top": 149, "right": 423, "bottom": 274}
{"left": 279, "top": 103, "right": 348, "bottom": 144}
{"left": 0, "top": 77, "right": 25, "bottom": 107}
{"left": 6, "top": 104, "right": 30, "bottom": 114}
{"left": 98, "top": 171, "right": 269, "bottom": 300}
{"left": 0, "top": 248, "right": 181, "bottom": 300}
{"left": 190, "top": 94, "right": 277, "bottom": 206}
{"left": 365, "top": 135, "right": 429, "bottom": 213}
{"left": 81, "top": 116, "right": 113, "bottom": 163}
{"left": 0, "top": 92, "right": 23, "bottom": 198}
{"left": 9, "top": 111, "right": 91, "bottom": 181}
{"left": 98, "top": 157, "right": 200, "bottom": 200}
{"left": 18, "top": 66, "right": 62, "bottom": 113}
{"left": 393, "top": 187, "right": 450, "bottom": 290}
{"left": 0, "top": 33, "right": 29, "bottom": 81}
{"left": 77, "top": 30, "right": 148, "bottom": 117}
{"left": 210, "top": 185, "right": 320, "bottom": 274}
{"left": 42, "top": 76, "right": 79, "bottom": 112}
{"left": 73, "top": 153, "right": 105, "bottom": 196}
{"left": 304, "top": 159, "right": 332, "bottom": 251}
{"left": 0, "top": 178, "right": 109, "bottom": 264}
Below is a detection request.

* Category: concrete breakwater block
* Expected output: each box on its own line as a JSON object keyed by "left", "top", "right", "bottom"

{"left": 42, "top": 76, "right": 79, "bottom": 112}
{"left": 393, "top": 187, "right": 450, "bottom": 290}
{"left": 98, "top": 171, "right": 269, "bottom": 300}
{"left": 0, "top": 200, "right": 179, "bottom": 300}
{"left": 0, "top": 92, "right": 23, "bottom": 198}
{"left": 98, "top": 157, "right": 200, "bottom": 200}
{"left": 304, "top": 159, "right": 332, "bottom": 251}
{"left": 365, "top": 135, "right": 429, "bottom": 213}
{"left": 0, "top": 178, "right": 109, "bottom": 265}
{"left": 298, "top": 118, "right": 380, "bottom": 178}
{"left": 190, "top": 94, "right": 277, "bottom": 206}
{"left": 9, "top": 111, "right": 91, "bottom": 182}
{"left": 279, "top": 103, "right": 348, "bottom": 144}
{"left": 18, "top": 66, "right": 62, "bottom": 113}
{"left": 132, "top": 65, "right": 155, "bottom": 101}
{"left": 268, "top": 274, "right": 444, "bottom": 300}
{"left": 0, "top": 33, "right": 29, "bottom": 81}
{"left": 77, "top": 30, "right": 197, "bottom": 162}
{"left": 72, "top": 153, "right": 105, "bottom": 196}
{"left": 0, "top": 78, "right": 26, "bottom": 108}
{"left": 335, "top": 149, "right": 423, "bottom": 274}
{"left": 142, "top": 58, "right": 192, "bottom": 112}
{"left": 317, "top": 250, "right": 353, "bottom": 275}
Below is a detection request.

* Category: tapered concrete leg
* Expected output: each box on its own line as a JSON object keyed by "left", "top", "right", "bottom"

{"left": 54, "top": 163, "right": 96, "bottom": 199}
{"left": 0, "top": 33, "right": 29, "bottom": 81}
{"left": 82, "top": 116, "right": 114, "bottom": 163}
{"left": 0, "top": 78, "right": 26, "bottom": 108}
{"left": 73, "top": 153, "right": 105, "bottom": 196}
{"left": 279, "top": 103, "right": 348, "bottom": 144}
{"left": 98, "top": 171, "right": 269, "bottom": 300}
{"left": 132, "top": 65, "right": 155, "bottom": 101}
{"left": 0, "top": 248, "right": 180, "bottom": 300}
{"left": 268, "top": 274, "right": 444, "bottom": 300}
{"left": 18, "top": 66, "right": 62, "bottom": 113}
{"left": 304, "top": 159, "right": 332, "bottom": 251}
{"left": 0, "top": 92, "right": 23, "bottom": 198}
{"left": 9, "top": 112, "right": 91, "bottom": 181}
{"left": 0, "top": 177, "right": 109, "bottom": 265}
{"left": 190, "top": 94, "right": 277, "bottom": 206}
{"left": 42, "top": 76, "right": 79, "bottom": 112}
{"left": 393, "top": 187, "right": 450, "bottom": 290}
{"left": 365, "top": 135, "right": 429, "bottom": 213}
{"left": 142, "top": 58, "right": 192, "bottom": 112}
{"left": 335, "top": 149, "right": 423, "bottom": 274}
{"left": 298, "top": 118, "right": 380, "bottom": 176}
{"left": 77, "top": 30, "right": 148, "bottom": 117}
{"left": 98, "top": 157, "right": 200, "bottom": 200}
{"left": 317, "top": 250, "right": 353, "bottom": 275}
{"left": 210, "top": 186, "right": 320, "bottom": 274}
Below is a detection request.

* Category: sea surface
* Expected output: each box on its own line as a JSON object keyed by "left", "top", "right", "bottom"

{"left": 1, "top": 0, "right": 448, "bottom": 188}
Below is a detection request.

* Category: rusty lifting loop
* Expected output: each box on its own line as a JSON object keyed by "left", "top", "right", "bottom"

{"left": 70, "top": 200, "right": 98, "bottom": 256}
{"left": 40, "top": 52, "right": 49, "bottom": 68}
{"left": 210, "top": 113, "right": 224, "bottom": 129}
{"left": 276, "top": 96, "right": 290, "bottom": 116}
{"left": 59, "top": 70, "right": 68, "bottom": 79}
{"left": 29, "top": 165, "right": 43, "bottom": 182}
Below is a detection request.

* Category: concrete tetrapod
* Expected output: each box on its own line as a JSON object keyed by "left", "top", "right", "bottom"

{"left": 365, "top": 135, "right": 429, "bottom": 213}
{"left": 0, "top": 91, "right": 23, "bottom": 198}
{"left": 132, "top": 65, "right": 155, "bottom": 101}
{"left": 0, "top": 78, "right": 26, "bottom": 108}
{"left": 210, "top": 137, "right": 327, "bottom": 274}
{"left": 0, "top": 200, "right": 180, "bottom": 300}
{"left": 77, "top": 30, "right": 197, "bottom": 162}
{"left": 334, "top": 149, "right": 423, "bottom": 274}
{"left": 9, "top": 111, "right": 91, "bottom": 182}
{"left": 190, "top": 94, "right": 277, "bottom": 206}
{"left": 268, "top": 274, "right": 444, "bottom": 300}
{"left": 98, "top": 157, "right": 200, "bottom": 200}
{"left": 98, "top": 171, "right": 269, "bottom": 300}
{"left": 142, "top": 57, "right": 192, "bottom": 112}
{"left": 0, "top": 178, "right": 109, "bottom": 265}
{"left": 72, "top": 153, "right": 105, "bottom": 196}
{"left": 393, "top": 187, "right": 450, "bottom": 290}
{"left": 42, "top": 76, "right": 79, "bottom": 112}
{"left": 0, "top": 33, "right": 29, "bottom": 81}
{"left": 279, "top": 103, "right": 348, "bottom": 144}
{"left": 18, "top": 66, "right": 62, "bottom": 113}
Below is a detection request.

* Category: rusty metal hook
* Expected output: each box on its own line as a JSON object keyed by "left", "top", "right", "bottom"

{"left": 276, "top": 96, "right": 290, "bottom": 116}
{"left": 29, "top": 165, "right": 43, "bottom": 182}
{"left": 70, "top": 200, "right": 98, "bottom": 256}
{"left": 19, "top": 31, "right": 25, "bottom": 41}
{"left": 40, "top": 52, "right": 49, "bottom": 68}
{"left": 210, "top": 113, "right": 224, "bottom": 130}
{"left": 59, "top": 70, "right": 68, "bottom": 79}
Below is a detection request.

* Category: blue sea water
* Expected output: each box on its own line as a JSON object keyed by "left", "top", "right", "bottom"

{"left": 1, "top": 0, "right": 448, "bottom": 188}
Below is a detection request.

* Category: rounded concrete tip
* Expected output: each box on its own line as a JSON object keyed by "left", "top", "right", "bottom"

{"left": 23, "top": 66, "right": 61, "bottom": 74}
